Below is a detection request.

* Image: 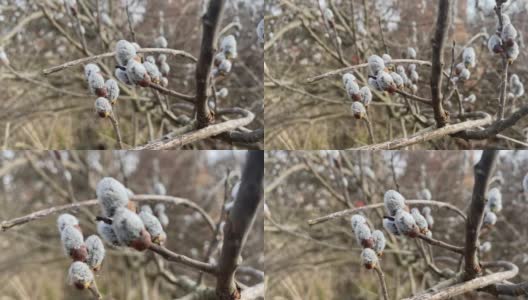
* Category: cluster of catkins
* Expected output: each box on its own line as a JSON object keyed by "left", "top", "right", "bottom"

{"left": 342, "top": 73, "right": 372, "bottom": 120}
{"left": 114, "top": 38, "right": 170, "bottom": 88}
{"left": 213, "top": 35, "right": 238, "bottom": 78}
{"left": 488, "top": 14, "right": 520, "bottom": 64}
{"left": 350, "top": 214, "right": 386, "bottom": 270}
{"left": 382, "top": 190, "right": 433, "bottom": 238}
{"left": 57, "top": 214, "right": 105, "bottom": 291}
{"left": 95, "top": 177, "right": 167, "bottom": 250}
{"left": 367, "top": 49, "right": 420, "bottom": 96}
{"left": 453, "top": 47, "right": 476, "bottom": 82}
{"left": 84, "top": 63, "right": 120, "bottom": 119}
{"left": 483, "top": 187, "right": 502, "bottom": 228}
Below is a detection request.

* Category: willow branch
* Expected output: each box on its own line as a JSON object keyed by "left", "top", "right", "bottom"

{"left": 132, "top": 108, "right": 254, "bottom": 150}
{"left": 464, "top": 150, "right": 498, "bottom": 279}
{"left": 430, "top": 0, "right": 452, "bottom": 127}
{"left": 216, "top": 151, "right": 264, "bottom": 299}
{"left": 42, "top": 48, "right": 197, "bottom": 75}
{"left": 308, "top": 199, "right": 466, "bottom": 226}
{"left": 195, "top": 0, "right": 226, "bottom": 128}
{"left": 1, "top": 194, "right": 215, "bottom": 233}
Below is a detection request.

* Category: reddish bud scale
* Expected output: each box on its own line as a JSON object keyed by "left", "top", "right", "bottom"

{"left": 95, "top": 87, "right": 108, "bottom": 97}
{"left": 70, "top": 244, "right": 88, "bottom": 262}
{"left": 361, "top": 237, "right": 374, "bottom": 249}
{"left": 129, "top": 229, "right": 152, "bottom": 251}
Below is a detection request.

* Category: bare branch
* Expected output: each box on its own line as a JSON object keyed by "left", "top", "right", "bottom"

{"left": 148, "top": 244, "right": 216, "bottom": 275}
{"left": 464, "top": 150, "right": 498, "bottom": 279}
{"left": 195, "top": 0, "right": 226, "bottom": 128}
{"left": 133, "top": 108, "right": 255, "bottom": 150}
{"left": 1, "top": 194, "right": 216, "bottom": 233}
{"left": 307, "top": 200, "right": 467, "bottom": 226}
{"left": 216, "top": 151, "right": 264, "bottom": 299}
{"left": 430, "top": 0, "right": 452, "bottom": 127}
{"left": 42, "top": 48, "right": 197, "bottom": 75}
{"left": 403, "top": 261, "right": 518, "bottom": 300}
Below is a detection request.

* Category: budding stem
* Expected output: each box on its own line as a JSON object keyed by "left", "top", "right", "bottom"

{"left": 108, "top": 113, "right": 123, "bottom": 149}
{"left": 374, "top": 265, "right": 390, "bottom": 300}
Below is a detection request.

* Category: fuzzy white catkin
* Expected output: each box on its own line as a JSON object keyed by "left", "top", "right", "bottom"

{"left": 57, "top": 214, "right": 79, "bottom": 232}
{"left": 345, "top": 80, "right": 361, "bottom": 101}
{"left": 61, "top": 225, "right": 85, "bottom": 256}
{"left": 342, "top": 73, "right": 356, "bottom": 87}
{"left": 425, "top": 214, "right": 434, "bottom": 229}
{"left": 459, "top": 68, "right": 471, "bottom": 81}
{"left": 218, "top": 59, "right": 232, "bottom": 75}
{"left": 68, "top": 261, "right": 94, "bottom": 289}
{"left": 510, "top": 75, "right": 525, "bottom": 98}
{"left": 105, "top": 79, "right": 120, "bottom": 103}
{"left": 139, "top": 211, "right": 166, "bottom": 244}
{"left": 383, "top": 218, "right": 400, "bottom": 235}
{"left": 85, "top": 235, "right": 105, "bottom": 271}
{"left": 88, "top": 72, "right": 106, "bottom": 96}
{"left": 160, "top": 62, "right": 170, "bottom": 77}
{"left": 507, "top": 42, "right": 519, "bottom": 63}
{"left": 0, "top": 48, "right": 9, "bottom": 66}
{"left": 384, "top": 190, "right": 406, "bottom": 216}
{"left": 257, "top": 19, "right": 264, "bottom": 44}
{"left": 112, "top": 207, "right": 147, "bottom": 246}
{"left": 411, "top": 208, "right": 428, "bottom": 233}
{"left": 422, "top": 206, "right": 431, "bottom": 215}
{"left": 372, "top": 230, "right": 386, "bottom": 256}
{"left": 95, "top": 97, "right": 112, "bottom": 118}
{"left": 324, "top": 8, "right": 334, "bottom": 24}
{"left": 464, "top": 94, "right": 477, "bottom": 103}
{"left": 394, "top": 209, "right": 418, "bottom": 237}
{"left": 157, "top": 212, "right": 169, "bottom": 228}
{"left": 407, "top": 47, "right": 417, "bottom": 59}
{"left": 488, "top": 34, "right": 503, "bottom": 54}
{"left": 390, "top": 72, "right": 404, "bottom": 89}
{"left": 360, "top": 86, "right": 372, "bottom": 107}
{"left": 377, "top": 71, "right": 396, "bottom": 92}
{"left": 228, "top": 182, "right": 239, "bottom": 201}
{"left": 351, "top": 101, "right": 366, "bottom": 119}
{"left": 115, "top": 40, "right": 137, "bottom": 66}
{"left": 154, "top": 36, "right": 168, "bottom": 48}
{"left": 501, "top": 23, "right": 517, "bottom": 44}
{"left": 126, "top": 59, "right": 150, "bottom": 86}
{"left": 143, "top": 61, "right": 161, "bottom": 83}
{"left": 354, "top": 223, "right": 372, "bottom": 247}
{"left": 154, "top": 203, "right": 166, "bottom": 214}
{"left": 368, "top": 55, "right": 385, "bottom": 76}
{"left": 141, "top": 205, "right": 153, "bottom": 214}
{"left": 382, "top": 54, "right": 392, "bottom": 66}
{"left": 487, "top": 188, "right": 502, "bottom": 213}
{"left": 361, "top": 248, "right": 378, "bottom": 269}
{"left": 410, "top": 70, "right": 419, "bottom": 83}
{"left": 115, "top": 68, "right": 132, "bottom": 85}
{"left": 220, "top": 35, "right": 237, "bottom": 59}
{"left": 420, "top": 188, "right": 432, "bottom": 201}
{"left": 97, "top": 221, "right": 121, "bottom": 246}
{"left": 84, "top": 64, "right": 100, "bottom": 81}
{"left": 480, "top": 241, "right": 492, "bottom": 253}
{"left": 462, "top": 47, "right": 476, "bottom": 68}
{"left": 217, "top": 88, "right": 229, "bottom": 98}
{"left": 146, "top": 56, "right": 156, "bottom": 64}
{"left": 483, "top": 211, "right": 497, "bottom": 227}
{"left": 351, "top": 214, "right": 367, "bottom": 230}
{"left": 154, "top": 182, "right": 167, "bottom": 195}
{"left": 96, "top": 177, "right": 129, "bottom": 217}
{"left": 158, "top": 54, "right": 167, "bottom": 63}
{"left": 368, "top": 77, "right": 382, "bottom": 91}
